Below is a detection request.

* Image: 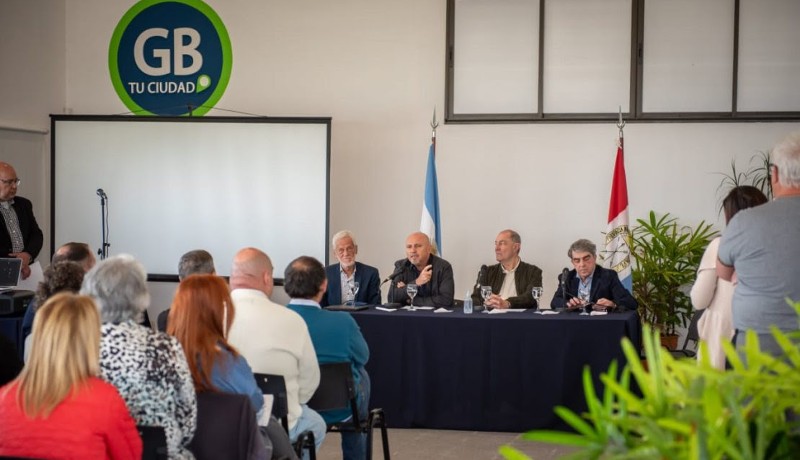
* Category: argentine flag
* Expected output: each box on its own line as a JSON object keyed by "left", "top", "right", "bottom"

{"left": 604, "top": 136, "right": 632, "bottom": 292}
{"left": 420, "top": 142, "right": 442, "bottom": 255}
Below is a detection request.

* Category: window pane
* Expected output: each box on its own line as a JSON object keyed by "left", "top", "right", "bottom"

{"left": 738, "top": 0, "right": 800, "bottom": 111}
{"left": 642, "top": 0, "right": 733, "bottom": 112}
{"left": 453, "top": 0, "right": 540, "bottom": 114}
{"left": 543, "top": 0, "right": 630, "bottom": 113}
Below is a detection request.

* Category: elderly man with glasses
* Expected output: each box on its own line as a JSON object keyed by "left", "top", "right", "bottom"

{"left": 0, "top": 162, "right": 42, "bottom": 280}
{"left": 320, "top": 230, "right": 381, "bottom": 307}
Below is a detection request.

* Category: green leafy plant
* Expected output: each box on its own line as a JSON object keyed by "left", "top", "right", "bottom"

{"left": 631, "top": 211, "right": 718, "bottom": 337}
{"left": 718, "top": 150, "right": 773, "bottom": 202}
{"left": 500, "top": 301, "right": 800, "bottom": 459}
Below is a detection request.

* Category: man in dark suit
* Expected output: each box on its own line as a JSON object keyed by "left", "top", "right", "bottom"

{"left": 157, "top": 249, "right": 216, "bottom": 331}
{"left": 321, "top": 230, "right": 381, "bottom": 306}
{"left": 0, "top": 162, "right": 43, "bottom": 280}
{"left": 551, "top": 238, "right": 637, "bottom": 312}
{"left": 470, "top": 229, "right": 542, "bottom": 309}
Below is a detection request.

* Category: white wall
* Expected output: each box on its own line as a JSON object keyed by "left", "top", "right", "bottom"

{"left": 2, "top": 0, "right": 799, "bottom": 319}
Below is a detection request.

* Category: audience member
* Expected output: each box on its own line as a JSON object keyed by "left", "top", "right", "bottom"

{"left": 81, "top": 254, "right": 197, "bottom": 459}
{"left": 470, "top": 229, "right": 542, "bottom": 309}
{"left": 227, "top": 248, "right": 326, "bottom": 454}
{"left": 168, "top": 274, "right": 277, "bottom": 459}
{"left": 22, "top": 261, "right": 86, "bottom": 361}
{"left": 0, "top": 161, "right": 43, "bottom": 280}
{"left": 22, "top": 242, "right": 96, "bottom": 341}
{"left": 321, "top": 230, "right": 381, "bottom": 307}
{"left": 691, "top": 186, "right": 767, "bottom": 369}
{"left": 286, "top": 256, "right": 370, "bottom": 460}
{"left": 0, "top": 293, "right": 141, "bottom": 459}
{"left": 551, "top": 239, "right": 638, "bottom": 311}
{"left": 388, "top": 232, "right": 454, "bottom": 307}
{"left": 157, "top": 249, "right": 216, "bottom": 332}
{"left": 718, "top": 130, "right": 800, "bottom": 358}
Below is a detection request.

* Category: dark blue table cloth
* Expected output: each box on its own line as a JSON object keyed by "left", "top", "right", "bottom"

{"left": 350, "top": 307, "right": 640, "bottom": 433}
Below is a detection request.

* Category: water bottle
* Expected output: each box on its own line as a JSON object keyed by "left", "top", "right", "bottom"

{"left": 463, "top": 291, "right": 473, "bottom": 314}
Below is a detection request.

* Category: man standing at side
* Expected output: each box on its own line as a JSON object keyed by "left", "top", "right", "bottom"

{"left": 717, "top": 131, "right": 800, "bottom": 357}
{"left": 321, "top": 230, "right": 381, "bottom": 306}
{"left": 286, "top": 256, "right": 370, "bottom": 460}
{"left": 551, "top": 239, "right": 637, "bottom": 311}
{"left": 0, "top": 162, "right": 43, "bottom": 280}
{"left": 226, "top": 247, "right": 326, "bottom": 452}
{"left": 471, "top": 229, "right": 543, "bottom": 309}
{"left": 388, "top": 232, "right": 454, "bottom": 307}
{"left": 157, "top": 249, "right": 216, "bottom": 332}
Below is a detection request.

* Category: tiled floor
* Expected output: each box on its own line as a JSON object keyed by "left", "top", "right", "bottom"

{"left": 316, "top": 428, "right": 576, "bottom": 459}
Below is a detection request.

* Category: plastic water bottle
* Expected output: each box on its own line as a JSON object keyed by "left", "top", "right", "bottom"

{"left": 463, "top": 291, "right": 473, "bottom": 314}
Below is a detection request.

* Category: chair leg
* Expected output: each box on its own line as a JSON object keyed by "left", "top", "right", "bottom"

{"left": 369, "top": 409, "right": 390, "bottom": 460}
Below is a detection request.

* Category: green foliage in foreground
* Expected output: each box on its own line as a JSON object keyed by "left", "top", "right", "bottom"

{"left": 501, "top": 302, "right": 800, "bottom": 460}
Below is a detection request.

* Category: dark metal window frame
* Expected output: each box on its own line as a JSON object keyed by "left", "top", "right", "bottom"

{"left": 445, "top": 0, "right": 800, "bottom": 124}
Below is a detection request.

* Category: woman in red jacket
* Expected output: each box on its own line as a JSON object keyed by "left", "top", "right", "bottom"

{"left": 0, "top": 293, "right": 142, "bottom": 459}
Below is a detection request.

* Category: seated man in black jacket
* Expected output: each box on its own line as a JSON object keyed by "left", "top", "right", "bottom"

{"left": 388, "top": 232, "right": 454, "bottom": 307}
{"left": 550, "top": 239, "right": 637, "bottom": 312}
{"left": 471, "top": 229, "right": 542, "bottom": 309}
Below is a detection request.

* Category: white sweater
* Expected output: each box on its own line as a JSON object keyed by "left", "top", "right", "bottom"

{"left": 227, "top": 288, "right": 320, "bottom": 429}
{"left": 690, "top": 237, "right": 734, "bottom": 370}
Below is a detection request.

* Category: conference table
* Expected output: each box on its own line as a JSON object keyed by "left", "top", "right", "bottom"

{"left": 350, "top": 306, "right": 640, "bottom": 433}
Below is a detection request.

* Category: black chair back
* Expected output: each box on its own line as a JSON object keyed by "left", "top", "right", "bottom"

{"left": 307, "top": 362, "right": 357, "bottom": 416}
{"left": 254, "top": 373, "right": 290, "bottom": 432}
{"left": 137, "top": 425, "right": 168, "bottom": 460}
{"left": 188, "top": 391, "right": 268, "bottom": 460}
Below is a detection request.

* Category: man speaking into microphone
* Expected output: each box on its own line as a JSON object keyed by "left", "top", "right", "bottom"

{"left": 470, "top": 229, "right": 542, "bottom": 309}
{"left": 388, "top": 232, "right": 454, "bottom": 307}
{"left": 551, "top": 239, "right": 637, "bottom": 312}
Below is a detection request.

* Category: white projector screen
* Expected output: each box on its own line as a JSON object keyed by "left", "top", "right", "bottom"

{"left": 51, "top": 116, "right": 330, "bottom": 280}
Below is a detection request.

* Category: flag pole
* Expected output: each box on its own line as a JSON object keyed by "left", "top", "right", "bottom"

{"left": 430, "top": 107, "right": 439, "bottom": 150}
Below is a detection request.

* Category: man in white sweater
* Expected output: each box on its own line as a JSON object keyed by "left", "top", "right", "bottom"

{"left": 227, "top": 247, "right": 326, "bottom": 452}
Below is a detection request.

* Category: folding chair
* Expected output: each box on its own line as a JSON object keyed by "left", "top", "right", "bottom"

{"left": 254, "top": 372, "right": 315, "bottom": 460}
{"left": 670, "top": 309, "right": 704, "bottom": 358}
{"left": 137, "top": 425, "right": 168, "bottom": 460}
{"left": 307, "top": 362, "right": 390, "bottom": 460}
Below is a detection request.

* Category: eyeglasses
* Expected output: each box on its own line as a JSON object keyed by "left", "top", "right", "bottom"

{"left": 0, "top": 178, "right": 20, "bottom": 186}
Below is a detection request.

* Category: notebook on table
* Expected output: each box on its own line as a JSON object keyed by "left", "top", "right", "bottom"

{"left": 0, "top": 258, "right": 22, "bottom": 292}
{"left": 325, "top": 304, "right": 370, "bottom": 312}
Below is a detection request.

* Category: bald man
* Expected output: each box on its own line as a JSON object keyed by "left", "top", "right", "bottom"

{"left": 225, "top": 247, "right": 326, "bottom": 452}
{"left": 388, "top": 232, "right": 455, "bottom": 307}
{"left": 0, "top": 162, "right": 43, "bottom": 280}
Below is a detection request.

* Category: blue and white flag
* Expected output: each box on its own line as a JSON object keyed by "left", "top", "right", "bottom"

{"left": 420, "top": 142, "right": 442, "bottom": 255}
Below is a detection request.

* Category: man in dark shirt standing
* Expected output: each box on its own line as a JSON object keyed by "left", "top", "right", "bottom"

{"left": 0, "top": 162, "right": 42, "bottom": 280}
{"left": 388, "top": 231, "right": 454, "bottom": 307}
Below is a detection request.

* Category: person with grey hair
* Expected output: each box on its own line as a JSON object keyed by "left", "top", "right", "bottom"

{"left": 717, "top": 130, "right": 800, "bottom": 358}
{"left": 320, "top": 230, "right": 381, "bottom": 307}
{"left": 550, "top": 238, "right": 637, "bottom": 312}
{"left": 81, "top": 254, "right": 197, "bottom": 459}
{"left": 470, "top": 229, "right": 543, "bottom": 309}
{"left": 156, "top": 249, "right": 216, "bottom": 332}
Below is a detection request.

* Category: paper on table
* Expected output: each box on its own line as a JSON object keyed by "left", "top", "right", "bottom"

{"left": 590, "top": 311, "right": 608, "bottom": 316}
{"left": 534, "top": 310, "right": 560, "bottom": 315}
{"left": 401, "top": 306, "right": 434, "bottom": 310}
{"left": 487, "top": 309, "right": 507, "bottom": 314}
{"left": 433, "top": 308, "right": 452, "bottom": 313}
{"left": 375, "top": 307, "right": 397, "bottom": 312}
{"left": 505, "top": 309, "right": 527, "bottom": 312}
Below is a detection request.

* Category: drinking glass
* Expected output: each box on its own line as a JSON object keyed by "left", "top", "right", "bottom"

{"left": 480, "top": 285, "right": 493, "bottom": 312}
{"left": 578, "top": 291, "right": 590, "bottom": 316}
{"left": 406, "top": 283, "right": 418, "bottom": 311}
{"left": 531, "top": 286, "right": 543, "bottom": 311}
{"left": 347, "top": 281, "right": 360, "bottom": 306}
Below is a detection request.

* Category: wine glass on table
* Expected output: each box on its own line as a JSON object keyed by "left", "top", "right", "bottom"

{"left": 480, "top": 285, "right": 493, "bottom": 312}
{"left": 406, "top": 283, "right": 418, "bottom": 311}
{"left": 531, "top": 286, "right": 543, "bottom": 312}
{"left": 578, "top": 291, "right": 590, "bottom": 316}
{"left": 347, "top": 281, "right": 360, "bottom": 306}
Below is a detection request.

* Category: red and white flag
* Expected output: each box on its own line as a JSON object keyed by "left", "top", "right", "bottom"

{"left": 604, "top": 136, "right": 632, "bottom": 292}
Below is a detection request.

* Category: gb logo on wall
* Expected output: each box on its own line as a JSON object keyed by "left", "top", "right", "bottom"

{"left": 109, "top": 0, "right": 232, "bottom": 116}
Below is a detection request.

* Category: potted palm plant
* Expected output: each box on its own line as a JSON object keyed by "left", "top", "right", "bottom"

{"left": 628, "top": 211, "right": 718, "bottom": 348}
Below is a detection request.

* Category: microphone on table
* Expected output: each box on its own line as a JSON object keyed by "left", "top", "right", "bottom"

{"left": 475, "top": 264, "right": 488, "bottom": 288}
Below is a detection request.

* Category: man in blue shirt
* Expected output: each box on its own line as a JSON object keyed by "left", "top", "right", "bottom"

{"left": 286, "top": 256, "right": 370, "bottom": 460}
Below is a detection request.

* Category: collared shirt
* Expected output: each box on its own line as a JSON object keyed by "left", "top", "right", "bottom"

{"left": 498, "top": 257, "right": 521, "bottom": 299}
{"left": 339, "top": 264, "right": 357, "bottom": 303}
{"left": 289, "top": 298, "right": 321, "bottom": 309}
{"left": 578, "top": 273, "right": 594, "bottom": 300}
{"left": 0, "top": 200, "right": 24, "bottom": 253}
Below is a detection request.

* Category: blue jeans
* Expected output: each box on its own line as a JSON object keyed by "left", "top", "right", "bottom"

{"left": 289, "top": 404, "right": 326, "bottom": 459}
{"left": 340, "top": 369, "right": 371, "bottom": 460}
